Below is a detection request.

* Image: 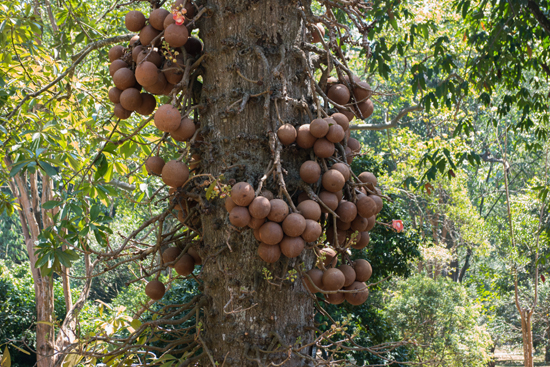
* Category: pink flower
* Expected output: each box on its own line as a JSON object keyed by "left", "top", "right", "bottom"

{"left": 172, "top": 10, "right": 186, "bottom": 25}
{"left": 392, "top": 220, "right": 404, "bottom": 233}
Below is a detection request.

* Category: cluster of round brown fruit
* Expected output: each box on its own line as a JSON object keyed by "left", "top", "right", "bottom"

{"left": 145, "top": 246, "right": 203, "bottom": 301}
{"left": 108, "top": 0, "right": 202, "bottom": 120}
{"left": 326, "top": 74, "right": 374, "bottom": 121}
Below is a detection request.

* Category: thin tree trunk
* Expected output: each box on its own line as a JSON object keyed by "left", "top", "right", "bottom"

{"left": 520, "top": 308, "right": 534, "bottom": 367}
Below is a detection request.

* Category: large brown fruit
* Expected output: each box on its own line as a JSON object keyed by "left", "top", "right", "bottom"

{"left": 282, "top": 213, "right": 306, "bottom": 237}
{"left": 248, "top": 196, "right": 271, "bottom": 219}
{"left": 224, "top": 196, "right": 236, "bottom": 212}
{"left": 140, "top": 25, "right": 161, "bottom": 46}
{"left": 328, "top": 84, "right": 351, "bottom": 105}
{"left": 258, "top": 243, "right": 281, "bottom": 263}
{"left": 322, "top": 268, "right": 345, "bottom": 291}
{"left": 326, "top": 123, "right": 345, "bottom": 143}
{"left": 136, "top": 61, "right": 159, "bottom": 87}
{"left": 150, "top": 8, "right": 170, "bottom": 30}
{"left": 336, "top": 201, "right": 357, "bottom": 223}
{"left": 310, "top": 118, "right": 329, "bottom": 138}
{"left": 137, "top": 50, "right": 162, "bottom": 67}
{"left": 120, "top": 88, "right": 143, "bottom": 111}
{"left": 344, "top": 281, "right": 369, "bottom": 305}
{"left": 319, "top": 191, "right": 339, "bottom": 212}
{"left": 331, "top": 163, "right": 350, "bottom": 181}
{"left": 135, "top": 93, "right": 157, "bottom": 115}
{"left": 188, "top": 247, "right": 202, "bottom": 265}
{"left": 184, "top": 37, "right": 203, "bottom": 56}
{"left": 297, "top": 200, "right": 321, "bottom": 221}
{"left": 145, "top": 156, "right": 165, "bottom": 175}
{"left": 145, "top": 280, "right": 165, "bottom": 300}
{"left": 336, "top": 218, "right": 351, "bottom": 230}
{"left": 337, "top": 107, "right": 355, "bottom": 122}
{"left": 253, "top": 228, "right": 262, "bottom": 241}
{"left": 322, "top": 170, "right": 345, "bottom": 193}
{"left": 129, "top": 34, "right": 140, "bottom": 46}
{"left": 164, "top": 13, "right": 175, "bottom": 29}
{"left": 341, "top": 74, "right": 361, "bottom": 84}
{"left": 248, "top": 217, "right": 265, "bottom": 229}
{"left": 125, "top": 11, "right": 146, "bottom": 31}
{"left": 347, "top": 138, "right": 361, "bottom": 153}
{"left": 337, "top": 264, "right": 357, "bottom": 287}
{"left": 326, "top": 292, "right": 345, "bottom": 305}
{"left": 357, "top": 196, "right": 376, "bottom": 218}
{"left": 280, "top": 236, "right": 305, "bottom": 258}
{"left": 175, "top": 254, "right": 195, "bottom": 276}
{"left": 229, "top": 206, "right": 250, "bottom": 227}
{"left": 277, "top": 124, "right": 297, "bottom": 145}
{"left": 366, "top": 215, "right": 376, "bottom": 231}
{"left": 154, "top": 104, "right": 181, "bottom": 133}
{"left": 371, "top": 195, "right": 383, "bottom": 214}
{"left": 326, "top": 226, "right": 346, "bottom": 246}
{"left": 319, "top": 247, "right": 337, "bottom": 268}
{"left": 143, "top": 72, "right": 168, "bottom": 95}
{"left": 268, "top": 199, "right": 289, "bottom": 222}
{"left": 351, "top": 216, "right": 368, "bottom": 232}
{"left": 171, "top": 118, "right": 195, "bottom": 141}
{"left": 260, "top": 190, "right": 274, "bottom": 200}
{"left": 231, "top": 182, "right": 255, "bottom": 206}
{"left": 132, "top": 46, "right": 143, "bottom": 62}
{"left": 259, "top": 222, "right": 284, "bottom": 245}
{"left": 114, "top": 103, "right": 132, "bottom": 119}
{"left": 162, "top": 247, "right": 182, "bottom": 267}
{"left": 313, "top": 138, "right": 335, "bottom": 158}
{"left": 300, "top": 161, "right": 321, "bottom": 184}
{"left": 163, "top": 61, "right": 184, "bottom": 84}
{"left": 161, "top": 160, "right": 190, "bottom": 188}
{"left": 296, "top": 124, "right": 317, "bottom": 149}
{"left": 301, "top": 219, "right": 322, "bottom": 242}
{"left": 354, "top": 259, "right": 372, "bottom": 282}
{"left": 109, "top": 45, "right": 125, "bottom": 62}
{"left": 165, "top": 23, "right": 189, "bottom": 48}
{"left": 357, "top": 99, "right": 374, "bottom": 119}
{"left": 358, "top": 171, "right": 378, "bottom": 188}
{"left": 304, "top": 268, "right": 323, "bottom": 293}
{"left": 108, "top": 87, "right": 122, "bottom": 104}
{"left": 335, "top": 190, "right": 343, "bottom": 202}
{"left": 345, "top": 146, "right": 353, "bottom": 164}
{"left": 351, "top": 231, "right": 369, "bottom": 250}
{"left": 331, "top": 113, "right": 350, "bottom": 131}
{"left": 353, "top": 81, "right": 372, "bottom": 101}
{"left": 113, "top": 68, "right": 136, "bottom": 90}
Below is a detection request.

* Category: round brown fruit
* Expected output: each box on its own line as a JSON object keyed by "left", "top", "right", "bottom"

{"left": 336, "top": 201, "right": 357, "bottom": 223}
{"left": 280, "top": 236, "right": 305, "bottom": 258}
{"left": 304, "top": 268, "right": 323, "bottom": 293}
{"left": 129, "top": 35, "right": 140, "bottom": 47}
{"left": 145, "top": 156, "right": 165, "bottom": 175}
{"left": 162, "top": 247, "right": 182, "bottom": 267}
{"left": 161, "top": 160, "right": 190, "bottom": 188}
{"left": 229, "top": 206, "right": 250, "bottom": 227}
{"left": 313, "top": 138, "right": 335, "bottom": 158}
{"left": 353, "top": 81, "right": 372, "bottom": 101}
{"left": 135, "top": 61, "right": 159, "bottom": 87}
{"left": 328, "top": 84, "right": 351, "bottom": 105}
{"left": 311, "top": 23, "right": 325, "bottom": 43}
{"left": 125, "top": 10, "right": 146, "bottom": 32}
{"left": 282, "top": 213, "right": 306, "bottom": 237}
{"left": 351, "top": 216, "right": 368, "bottom": 232}
{"left": 277, "top": 124, "right": 297, "bottom": 145}
{"left": 326, "top": 124, "right": 345, "bottom": 143}
{"left": 354, "top": 259, "right": 372, "bottom": 282}
{"left": 345, "top": 147, "right": 353, "bottom": 164}
{"left": 114, "top": 103, "right": 132, "bottom": 119}
{"left": 357, "top": 196, "right": 376, "bottom": 219}
{"left": 120, "top": 88, "right": 143, "bottom": 111}
{"left": 258, "top": 243, "right": 281, "bottom": 263}
{"left": 300, "top": 161, "right": 321, "bottom": 184}
{"left": 108, "top": 87, "right": 122, "bottom": 104}
{"left": 310, "top": 118, "right": 329, "bottom": 138}
{"left": 149, "top": 8, "right": 170, "bottom": 30}
{"left": 344, "top": 281, "right": 369, "bottom": 305}
{"left": 268, "top": 199, "right": 289, "bottom": 222}
{"left": 322, "top": 268, "right": 345, "bottom": 291}
{"left": 225, "top": 196, "right": 237, "bottom": 212}
{"left": 171, "top": 118, "right": 195, "bottom": 142}
{"left": 113, "top": 68, "right": 136, "bottom": 90}
{"left": 357, "top": 99, "right": 374, "bottom": 119}
{"left": 296, "top": 124, "right": 317, "bottom": 149}
{"left": 248, "top": 217, "right": 265, "bottom": 229}
{"left": 318, "top": 191, "right": 339, "bottom": 212}
{"left": 366, "top": 215, "right": 376, "bottom": 231}
{"left": 145, "top": 280, "right": 165, "bottom": 300}
{"left": 165, "top": 23, "right": 189, "bottom": 48}
{"left": 154, "top": 104, "right": 181, "bottom": 133}
{"left": 337, "top": 107, "right": 355, "bottom": 122}
{"left": 175, "top": 254, "right": 195, "bottom": 276}
{"left": 336, "top": 218, "right": 351, "bottom": 230}
{"left": 352, "top": 231, "right": 369, "bottom": 250}
{"left": 109, "top": 45, "right": 125, "bottom": 62}
{"left": 163, "top": 61, "right": 184, "bottom": 84}
{"left": 347, "top": 138, "right": 361, "bottom": 153}
{"left": 301, "top": 219, "right": 322, "bottom": 242}
{"left": 322, "top": 170, "right": 345, "bottom": 193}
{"left": 231, "top": 182, "right": 255, "bottom": 206}
{"left": 144, "top": 72, "right": 168, "bottom": 95}
{"left": 137, "top": 50, "right": 162, "bottom": 67}
{"left": 136, "top": 93, "right": 157, "bottom": 115}
{"left": 326, "top": 226, "right": 346, "bottom": 246}
{"left": 331, "top": 163, "right": 350, "bottom": 181}
{"left": 259, "top": 222, "right": 284, "bottom": 245}
{"left": 297, "top": 200, "right": 321, "bottom": 221}
{"left": 188, "top": 247, "right": 202, "bottom": 265}
{"left": 371, "top": 195, "right": 383, "bottom": 214}
{"left": 139, "top": 25, "right": 161, "bottom": 46}
{"left": 132, "top": 46, "right": 143, "bottom": 63}
{"left": 318, "top": 248, "right": 338, "bottom": 269}
{"left": 253, "top": 228, "right": 262, "bottom": 241}
{"left": 337, "top": 264, "right": 356, "bottom": 287}
{"left": 326, "top": 292, "right": 345, "bottom": 305}
{"left": 184, "top": 37, "right": 203, "bottom": 55}
{"left": 335, "top": 190, "right": 343, "bottom": 202}
{"left": 260, "top": 190, "right": 274, "bottom": 200}
{"left": 358, "top": 172, "right": 378, "bottom": 188}
{"left": 248, "top": 196, "right": 271, "bottom": 219}
{"left": 164, "top": 13, "right": 175, "bottom": 29}
{"left": 331, "top": 113, "right": 350, "bottom": 131}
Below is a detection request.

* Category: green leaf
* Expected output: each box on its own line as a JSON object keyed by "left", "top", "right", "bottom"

{"left": 42, "top": 200, "right": 62, "bottom": 209}
{"left": 38, "top": 160, "right": 57, "bottom": 177}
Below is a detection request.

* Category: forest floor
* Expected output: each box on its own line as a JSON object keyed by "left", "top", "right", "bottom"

{"left": 495, "top": 348, "right": 548, "bottom": 366}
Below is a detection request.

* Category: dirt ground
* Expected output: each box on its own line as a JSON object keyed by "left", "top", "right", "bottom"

{"left": 495, "top": 348, "right": 549, "bottom": 367}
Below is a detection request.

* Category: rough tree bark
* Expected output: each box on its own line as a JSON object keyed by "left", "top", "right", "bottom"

{"left": 197, "top": 0, "right": 317, "bottom": 365}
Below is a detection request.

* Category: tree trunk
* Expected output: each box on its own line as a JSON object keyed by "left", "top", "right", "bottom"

{"left": 197, "top": 0, "right": 316, "bottom": 365}
{"left": 520, "top": 309, "right": 534, "bottom": 367}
